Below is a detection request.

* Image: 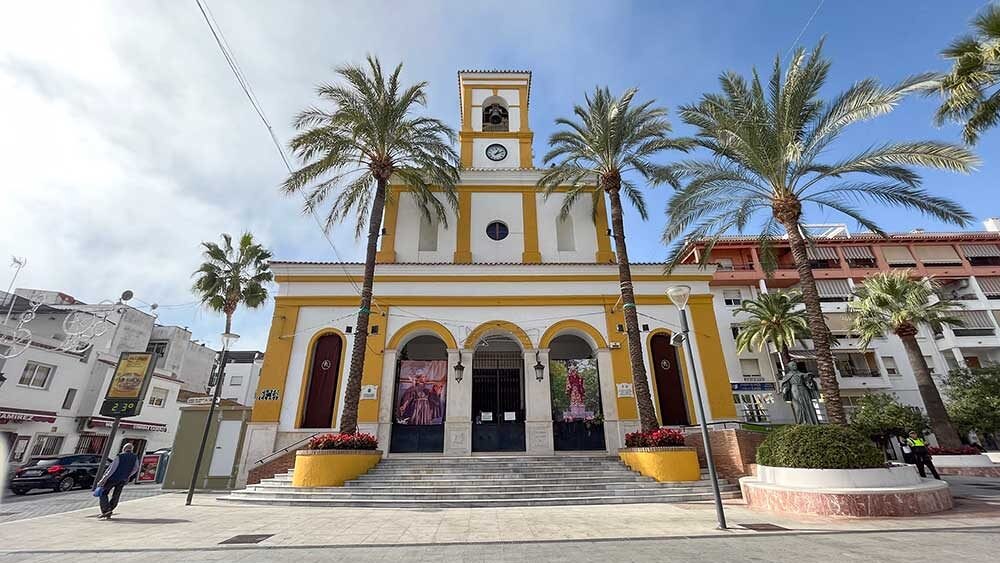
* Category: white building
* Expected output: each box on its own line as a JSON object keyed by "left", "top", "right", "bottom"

{"left": 240, "top": 71, "right": 737, "bottom": 474}
{"left": 1, "top": 289, "right": 216, "bottom": 468}
{"left": 211, "top": 351, "right": 264, "bottom": 407}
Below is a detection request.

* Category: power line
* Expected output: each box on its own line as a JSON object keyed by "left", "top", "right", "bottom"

{"left": 785, "top": 0, "right": 826, "bottom": 60}
{"left": 193, "top": 0, "right": 362, "bottom": 296}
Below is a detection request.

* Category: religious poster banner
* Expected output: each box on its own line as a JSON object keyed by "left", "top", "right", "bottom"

{"left": 549, "top": 359, "right": 602, "bottom": 421}
{"left": 395, "top": 360, "right": 447, "bottom": 425}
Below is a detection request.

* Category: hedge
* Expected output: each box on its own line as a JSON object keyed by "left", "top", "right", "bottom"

{"left": 756, "top": 424, "right": 885, "bottom": 469}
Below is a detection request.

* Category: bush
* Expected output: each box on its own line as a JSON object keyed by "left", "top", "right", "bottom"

{"left": 928, "top": 445, "right": 981, "bottom": 456}
{"left": 624, "top": 428, "right": 686, "bottom": 448}
{"left": 306, "top": 432, "right": 378, "bottom": 451}
{"left": 755, "top": 424, "right": 885, "bottom": 469}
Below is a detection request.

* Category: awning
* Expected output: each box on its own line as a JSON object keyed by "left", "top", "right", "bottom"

{"left": 0, "top": 407, "right": 57, "bottom": 424}
{"left": 881, "top": 246, "right": 916, "bottom": 265}
{"left": 824, "top": 312, "right": 854, "bottom": 333}
{"left": 841, "top": 246, "right": 875, "bottom": 260}
{"left": 806, "top": 246, "right": 839, "bottom": 260}
{"left": 86, "top": 417, "right": 167, "bottom": 433}
{"left": 977, "top": 277, "right": 1000, "bottom": 297}
{"left": 962, "top": 244, "right": 1000, "bottom": 258}
{"left": 952, "top": 310, "right": 995, "bottom": 330}
{"left": 816, "top": 278, "right": 852, "bottom": 298}
{"left": 913, "top": 245, "right": 962, "bottom": 265}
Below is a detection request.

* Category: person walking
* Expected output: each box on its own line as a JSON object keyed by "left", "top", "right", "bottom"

{"left": 906, "top": 431, "right": 941, "bottom": 480}
{"left": 96, "top": 443, "right": 140, "bottom": 519}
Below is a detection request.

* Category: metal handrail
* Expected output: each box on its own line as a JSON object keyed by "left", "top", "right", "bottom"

{"left": 254, "top": 432, "right": 323, "bottom": 465}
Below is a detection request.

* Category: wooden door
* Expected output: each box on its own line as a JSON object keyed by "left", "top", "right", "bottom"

{"left": 302, "top": 334, "right": 342, "bottom": 428}
{"left": 651, "top": 333, "right": 690, "bottom": 426}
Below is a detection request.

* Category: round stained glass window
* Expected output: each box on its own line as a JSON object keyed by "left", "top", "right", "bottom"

{"left": 486, "top": 221, "right": 509, "bottom": 241}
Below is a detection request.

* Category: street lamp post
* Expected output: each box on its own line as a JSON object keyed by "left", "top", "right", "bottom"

{"left": 185, "top": 331, "right": 239, "bottom": 506}
{"left": 665, "top": 285, "right": 728, "bottom": 530}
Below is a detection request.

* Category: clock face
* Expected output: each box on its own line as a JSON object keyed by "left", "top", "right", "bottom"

{"left": 485, "top": 143, "right": 508, "bottom": 162}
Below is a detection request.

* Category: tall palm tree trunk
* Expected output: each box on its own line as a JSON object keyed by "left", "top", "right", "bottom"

{"left": 777, "top": 212, "right": 846, "bottom": 424}
{"left": 606, "top": 186, "right": 658, "bottom": 432}
{"left": 339, "top": 178, "right": 387, "bottom": 434}
{"left": 896, "top": 326, "right": 962, "bottom": 448}
{"left": 777, "top": 345, "right": 792, "bottom": 373}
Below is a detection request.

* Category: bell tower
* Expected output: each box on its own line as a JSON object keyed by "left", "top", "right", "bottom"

{"left": 458, "top": 70, "right": 533, "bottom": 169}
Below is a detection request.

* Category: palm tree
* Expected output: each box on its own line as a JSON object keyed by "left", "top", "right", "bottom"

{"left": 283, "top": 56, "right": 460, "bottom": 434}
{"left": 538, "top": 87, "right": 692, "bottom": 432}
{"left": 850, "top": 271, "right": 964, "bottom": 448}
{"left": 662, "top": 42, "right": 978, "bottom": 424}
{"left": 734, "top": 290, "right": 809, "bottom": 370}
{"left": 192, "top": 232, "right": 273, "bottom": 335}
{"left": 934, "top": 3, "right": 1000, "bottom": 145}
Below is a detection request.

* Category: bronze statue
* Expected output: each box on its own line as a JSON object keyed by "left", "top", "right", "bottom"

{"left": 780, "top": 364, "right": 821, "bottom": 425}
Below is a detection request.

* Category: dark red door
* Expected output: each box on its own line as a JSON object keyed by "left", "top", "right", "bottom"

{"left": 650, "top": 333, "right": 689, "bottom": 426}
{"left": 302, "top": 334, "right": 342, "bottom": 428}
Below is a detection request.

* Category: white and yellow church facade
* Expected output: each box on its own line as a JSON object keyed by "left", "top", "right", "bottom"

{"left": 242, "top": 71, "right": 735, "bottom": 468}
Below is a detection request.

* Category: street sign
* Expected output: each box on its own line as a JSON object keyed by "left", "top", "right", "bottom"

{"left": 99, "top": 351, "right": 156, "bottom": 418}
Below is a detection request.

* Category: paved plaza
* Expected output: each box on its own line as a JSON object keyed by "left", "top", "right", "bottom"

{"left": 0, "top": 477, "right": 998, "bottom": 561}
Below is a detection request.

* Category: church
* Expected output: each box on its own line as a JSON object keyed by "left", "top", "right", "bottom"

{"left": 243, "top": 70, "right": 735, "bottom": 466}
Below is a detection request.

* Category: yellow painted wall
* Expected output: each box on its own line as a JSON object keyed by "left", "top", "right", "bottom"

{"left": 357, "top": 310, "right": 388, "bottom": 423}
{"left": 603, "top": 300, "right": 638, "bottom": 421}
{"left": 250, "top": 304, "right": 300, "bottom": 423}
{"left": 375, "top": 189, "right": 398, "bottom": 263}
{"left": 688, "top": 297, "right": 738, "bottom": 420}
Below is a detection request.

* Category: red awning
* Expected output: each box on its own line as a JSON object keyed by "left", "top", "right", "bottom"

{"left": 0, "top": 407, "right": 57, "bottom": 424}
{"left": 86, "top": 417, "right": 168, "bottom": 433}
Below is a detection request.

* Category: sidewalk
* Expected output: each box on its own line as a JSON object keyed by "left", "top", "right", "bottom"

{"left": 1, "top": 486, "right": 998, "bottom": 555}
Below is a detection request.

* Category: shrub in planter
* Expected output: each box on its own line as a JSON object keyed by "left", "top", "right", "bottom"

{"left": 624, "top": 428, "right": 686, "bottom": 448}
{"left": 306, "top": 432, "right": 378, "bottom": 451}
{"left": 928, "top": 445, "right": 981, "bottom": 456}
{"left": 756, "top": 424, "right": 884, "bottom": 469}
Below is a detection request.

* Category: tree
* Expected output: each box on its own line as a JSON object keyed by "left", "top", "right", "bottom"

{"left": 192, "top": 232, "right": 273, "bottom": 335}
{"left": 283, "top": 56, "right": 460, "bottom": 434}
{"left": 662, "top": 41, "right": 978, "bottom": 424}
{"left": 850, "top": 271, "right": 964, "bottom": 448}
{"left": 538, "top": 87, "right": 691, "bottom": 432}
{"left": 934, "top": 3, "right": 1000, "bottom": 144}
{"left": 944, "top": 366, "right": 1000, "bottom": 438}
{"left": 850, "top": 393, "right": 929, "bottom": 453}
{"left": 734, "top": 289, "right": 809, "bottom": 369}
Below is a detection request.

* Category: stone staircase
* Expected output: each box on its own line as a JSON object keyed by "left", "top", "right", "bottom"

{"left": 221, "top": 455, "right": 742, "bottom": 508}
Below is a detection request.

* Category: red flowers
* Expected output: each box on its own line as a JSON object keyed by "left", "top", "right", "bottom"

{"left": 625, "top": 428, "right": 686, "bottom": 448}
{"left": 306, "top": 432, "right": 379, "bottom": 451}
{"left": 928, "top": 445, "right": 981, "bottom": 456}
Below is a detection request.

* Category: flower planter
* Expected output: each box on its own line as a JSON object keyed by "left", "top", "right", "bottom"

{"left": 741, "top": 464, "right": 952, "bottom": 517}
{"left": 618, "top": 446, "right": 701, "bottom": 482}
{"left": 291, "top": 449, "right": 383, "bottom": 487}
{"left": 932, "top": 454, "right": 1000, "bottom": 477}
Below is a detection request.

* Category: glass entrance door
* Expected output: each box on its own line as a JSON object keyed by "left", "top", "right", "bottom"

{"left": 471, "top": 347, "right": 525, "bottom": 452}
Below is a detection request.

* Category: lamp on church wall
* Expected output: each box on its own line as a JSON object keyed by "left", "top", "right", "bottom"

{"left": 453, "top": 358, "right": 465, "bottom": 383}
{"left": 533, "top": 352, "right": 545, "bottom": 382}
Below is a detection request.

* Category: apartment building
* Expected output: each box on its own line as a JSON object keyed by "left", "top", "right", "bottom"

{"left": 680, "top": 222, "right": 1000, "bottom": 425}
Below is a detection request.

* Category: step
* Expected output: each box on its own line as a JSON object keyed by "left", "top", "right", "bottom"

{"left": 247, "top": 480, "right": 735, "bottom": 494}
{"left": 218, "top": 491, "right": 742, "bottom": 508}
{"left": 234, "top": 483, "right": 741, "bottom": 499}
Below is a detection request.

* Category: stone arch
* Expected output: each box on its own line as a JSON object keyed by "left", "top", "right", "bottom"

{"left": 387, "top": 320, "right": 458, "bottom": 350}
{"left": 539, "top": 320, "right": 608, "bottom": 350}
{"left": 463, "top": 320, "right": 532, "bottom": 350}
{"left": 296, "top": 328, "right": 348, "bottom": 429}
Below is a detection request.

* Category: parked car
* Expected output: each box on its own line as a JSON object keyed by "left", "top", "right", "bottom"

{"left": 8, "top": 454, "right": 108, "bottom": 495}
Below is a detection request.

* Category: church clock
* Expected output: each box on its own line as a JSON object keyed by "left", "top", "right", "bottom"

{"left": 485, "top": 143, "right": 508, "bottom": 162}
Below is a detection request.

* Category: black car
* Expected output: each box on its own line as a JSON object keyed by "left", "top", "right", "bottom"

{"left": 8, "top": 454, "right": 108, "bottom": 495}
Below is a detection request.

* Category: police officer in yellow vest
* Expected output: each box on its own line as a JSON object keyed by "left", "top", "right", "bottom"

{"left": 906, "top": 431, "right": 941, "bottom": 480}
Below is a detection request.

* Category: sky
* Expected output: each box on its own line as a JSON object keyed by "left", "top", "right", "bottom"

{"left": 2, "top": 0, "right": 998, "bottom": 352}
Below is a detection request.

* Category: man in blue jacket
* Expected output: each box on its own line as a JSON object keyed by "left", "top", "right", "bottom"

{"left": 97, "top": 443, "right": 140, "bottom": 519}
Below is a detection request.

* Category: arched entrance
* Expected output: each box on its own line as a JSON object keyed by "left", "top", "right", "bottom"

{"left": 549, "top": 334, "right": 606, "bottom": 451}
{"left": 471, "top": 336, "right": 525, "bottom": 452}
{"left": 649, "top": 332, "right": 690, "bottom": 426}
{"left": 301, "top": 333, "right": 344, "bottom": 428}
{"left": 390, "top": 334, "right": 448, "bottom": 453}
